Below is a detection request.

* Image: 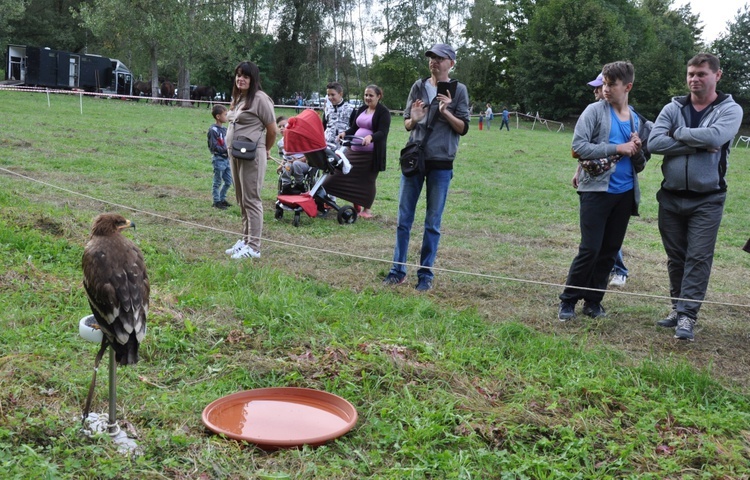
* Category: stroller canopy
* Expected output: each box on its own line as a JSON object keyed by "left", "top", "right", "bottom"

{"left": 284, "top": 109, "right": 327, "bottom": 154}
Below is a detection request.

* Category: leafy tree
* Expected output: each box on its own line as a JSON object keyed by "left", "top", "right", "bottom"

{"left": 461, "top": 0, "right": 515, "bottom": 108}
{"left": 369, "top": 50, "right": 424, "bottom": 110}
{"left": 628, "top": 0, "right": 702, "bottom": 119}
{"left": 375, "top": 0, "right": 426, "bottom": 57}
{"left": 272, "top": 0, "right": 323, "bottom": 99}
{"left": 711, "top": 3, "right": 750, "bottom": 122}
{"left": 7, "top": 0, "right": 94, "bottom": 52}
{"left": 0, "top": 0, "right": 28, "bottom": 49}
{"left": 513, "top": 0, "right": 630, "bottom": 119}
{"left": 77, "top": 0, "right": 177, "bottom": 99}
{"left": 375, "top": 0, "right": 467, "bottom": 58}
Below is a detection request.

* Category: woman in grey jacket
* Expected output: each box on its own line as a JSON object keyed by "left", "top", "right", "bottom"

{"left": 558, "top": 61, "right": 650, "bottom": 321}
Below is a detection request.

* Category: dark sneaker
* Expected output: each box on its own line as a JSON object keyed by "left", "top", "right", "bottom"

{"left": 582, "top": 301, "right": 606, "bottom": 318}
{"left": 674, "top": 315, "right": 695, "bottom": 341}
{"left": 415, "top": 277, "right": 433, "bottom": 292}
{"left": 558, "top": 301, "right": 576, "bottom": 322}
{"left": 220, "top": 200, "right": 232, "bottom": 207}
{"left": 383, "top": 273, "right": 405, "bottom": 286}
{"left": 657, "top": 309, "right": 679, "bottom": 328}
{"left": 213, "top": 201, "right": 227, "bottom": 210}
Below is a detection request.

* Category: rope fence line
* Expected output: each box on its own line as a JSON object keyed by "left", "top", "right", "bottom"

{"left": 0, "top": 85, "right": 321, "bottom": 110}
{"left": 2, "top": 166, "right": 748, "bottom": 310}
{"left": 0, "top": 86, "right": 566, "bottom": 127}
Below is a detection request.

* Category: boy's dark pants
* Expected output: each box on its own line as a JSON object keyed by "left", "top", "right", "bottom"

{"left": 560, "top": 190, "right": 634, "bottom": 304}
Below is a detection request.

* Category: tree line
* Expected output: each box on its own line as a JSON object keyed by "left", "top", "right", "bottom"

{"left": 1, "top": 0, "right": 748, "bottom": 122}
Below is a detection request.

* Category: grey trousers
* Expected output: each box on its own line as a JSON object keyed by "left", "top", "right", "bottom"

{"left": 657, "top": 189, "right": 726, "bottom": 320}
{"left": 231, "top": 150, "right": 268, "bottom": 252}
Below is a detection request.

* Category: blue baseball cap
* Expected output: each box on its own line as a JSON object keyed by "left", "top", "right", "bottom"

{"left": 425, "top": 44, "right": 456, "bottom": 61}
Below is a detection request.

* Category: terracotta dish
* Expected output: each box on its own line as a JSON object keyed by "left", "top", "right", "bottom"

{"left": 202, "top": 387, "right": 358, "bottom": 448}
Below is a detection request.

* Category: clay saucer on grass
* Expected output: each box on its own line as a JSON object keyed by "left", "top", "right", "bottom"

{"left": 202, "top": 387, "right": 358, "bottom": 449}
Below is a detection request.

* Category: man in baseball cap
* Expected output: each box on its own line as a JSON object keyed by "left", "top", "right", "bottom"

{"left": 383, "top": 42, "right": 469, "bottom": 292}
{"left": 425, "top": 43, "right": 456, "bottom": 61}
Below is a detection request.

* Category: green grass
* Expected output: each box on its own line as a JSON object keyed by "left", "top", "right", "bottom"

{"left": 1, "top": 90, "right": 749, "bottom": 479}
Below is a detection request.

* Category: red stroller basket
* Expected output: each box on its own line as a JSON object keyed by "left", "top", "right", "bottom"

{"left": 274, "top": 109, "right": 357, "bottom": 226}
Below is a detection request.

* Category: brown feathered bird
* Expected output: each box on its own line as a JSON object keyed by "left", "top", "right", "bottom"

{"left": 82, "top": 213, "right": 149, "bottom": 422}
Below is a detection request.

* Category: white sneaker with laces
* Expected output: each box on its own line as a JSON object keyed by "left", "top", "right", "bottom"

{"left": 225, "top": 239, "right": 245, "bottom": 255}
{"left": 609, "top": 274, "right": 627, "bottom": 287}
{"left": 231, "top": 244, "right": 261, "bottom": 259}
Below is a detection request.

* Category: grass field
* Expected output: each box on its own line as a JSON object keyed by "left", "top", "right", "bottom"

{"left": 1, "top": 89, "right": 749, "bottom": 479}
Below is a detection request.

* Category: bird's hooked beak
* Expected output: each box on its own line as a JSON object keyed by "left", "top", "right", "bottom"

{"left": 118, "top": 219, "right": 136, "bottom": 232}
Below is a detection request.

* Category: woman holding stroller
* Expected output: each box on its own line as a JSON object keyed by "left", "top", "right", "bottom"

{"left": 224, "top": 61, "right": 277, "bottom": 259}
{"left": 326, "top": 84, "right": 391, "bottom": 218}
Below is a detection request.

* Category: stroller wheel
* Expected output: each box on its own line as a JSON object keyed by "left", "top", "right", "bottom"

{"left": 275, "top": 205, "right": 284, "bottom": 219}
{"left": 337, "top": 206, "right": 357, "bottom": 225}
{"left": 293, "top": 212, "right": 301, "bottom": 227}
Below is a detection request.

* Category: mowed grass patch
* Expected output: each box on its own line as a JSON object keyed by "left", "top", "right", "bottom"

{"left": 1, "top": 90, "right": 749, "bottom": 478}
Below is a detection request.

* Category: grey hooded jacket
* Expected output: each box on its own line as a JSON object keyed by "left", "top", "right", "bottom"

{"left": 572, "top": 100, "right": 652, "bottom": 213}
{"left": 403, "top": 78, "right": 470, "bottom": 167}
{"left": 648, "top": 92, "right": 742, "bottom": 196}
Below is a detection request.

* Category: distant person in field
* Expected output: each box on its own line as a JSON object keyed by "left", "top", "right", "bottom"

{"left": 484, "top": 103, "right": 493, "bottom": 130}
{"left": 383, "top": 43, "right": 470, "bottom": 292}
{"left": 224, "top": 61, "right": 276, "bottom": 260}
{"left": 208, "top": 104, "right": 232, "bottom": 210}
{"left": 558, "top": 61, "right": 651, "bottom": 322}
{"left": 500, "top": 106, "right": 510, "bottom": 131}
{"left": 648, "top": 52, "right": 743, "bottom": 341}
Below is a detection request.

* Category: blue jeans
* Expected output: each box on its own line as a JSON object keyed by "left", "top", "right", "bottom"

{"left": 212, "top": 155, "right": 232, "bottom": 203}
{"left": 389, "top": 168, "right": 454, "bottom": 281}
{"left": 611, "top": 249, "right": 628, "bottom": 276}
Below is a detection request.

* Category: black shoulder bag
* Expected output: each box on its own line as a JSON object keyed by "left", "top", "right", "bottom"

{"left": 400, "top": 99, "right": 440, "bottom": 177}
{"left": 230, "top": 111, "right": 264, "bottom": 161}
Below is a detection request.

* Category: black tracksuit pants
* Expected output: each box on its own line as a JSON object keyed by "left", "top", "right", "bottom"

{"left": 560, "top": 189, "right": 635, "bottom": 304}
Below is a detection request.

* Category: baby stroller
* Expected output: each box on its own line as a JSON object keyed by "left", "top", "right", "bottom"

{"left": 275, "top": 109, "right": 358, "bottom": 227}
{"left": 276, "top": 151, "right": 315, "bottom": 196}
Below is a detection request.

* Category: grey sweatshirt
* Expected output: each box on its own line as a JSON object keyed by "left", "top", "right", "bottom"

{"left": 648, "top": 92, "right": 742, "bottom": 196}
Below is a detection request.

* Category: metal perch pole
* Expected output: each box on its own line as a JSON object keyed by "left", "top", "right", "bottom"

{"left": 109, "top": 348, "right": 117, "bottom": 434}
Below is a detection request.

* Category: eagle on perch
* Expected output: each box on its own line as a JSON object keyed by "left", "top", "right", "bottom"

{"left": 82, "top": 213, "right": 149, "bottom": 421}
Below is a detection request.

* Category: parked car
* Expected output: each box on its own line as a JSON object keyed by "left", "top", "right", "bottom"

{"left": 348, "top": 99, "right": 363, "bottom": 108}
{"left": 305, "top": 93, "right": 326, "bottom": 107}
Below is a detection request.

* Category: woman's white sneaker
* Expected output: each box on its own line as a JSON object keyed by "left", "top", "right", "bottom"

{"left": 231, "top": 244, "right": 261, "bottom": 259}
{"left": 225, "top": 239, "right": 245, "bottom": 255}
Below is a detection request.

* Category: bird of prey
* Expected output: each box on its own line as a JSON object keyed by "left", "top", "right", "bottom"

{"left": 81, "top": 213, "right": 149, "bottom": 422}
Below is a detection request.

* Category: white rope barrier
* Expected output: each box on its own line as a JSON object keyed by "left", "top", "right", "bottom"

{"left": 1, "top": 166, "right": 748, "bottom": 309}
{"left": 0, "top": 85, "right": 324, "bottom": 111}
{"left": 0, "top": 84, "right": 227, "bottom": 106}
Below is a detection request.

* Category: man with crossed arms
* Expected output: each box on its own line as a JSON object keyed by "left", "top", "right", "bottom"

{"left": 648, "top": 53, "right": 743, "bottom": 341}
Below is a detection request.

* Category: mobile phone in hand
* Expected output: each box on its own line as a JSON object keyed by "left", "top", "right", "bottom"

{"left": 437, "top": 81, "right": 457, "bottom": 98}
